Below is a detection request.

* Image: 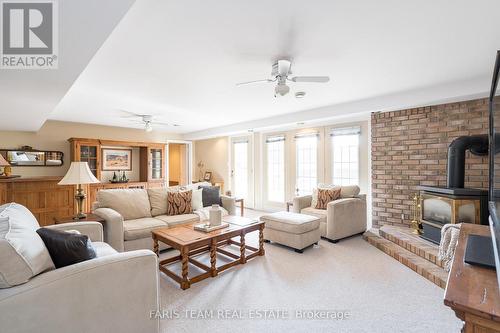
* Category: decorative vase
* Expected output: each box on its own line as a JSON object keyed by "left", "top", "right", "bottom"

{"left": 4, "top": 166, "right": 12, "bottom": 176}
{"left": 209, "top": 204, "right": 222, "bottom": 226}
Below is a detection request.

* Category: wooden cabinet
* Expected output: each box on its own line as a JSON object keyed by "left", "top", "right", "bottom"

{"left": 0, "top": 177, "right": 75, "bottom": 226}
{"left": 69, "top": 138, "right": 166, "bottom": 184}
{"left": 444, "top": 224, "right": 500, "bottom": 332}
{"left": 140, "top": 145, "right": 166, "bottom": 183}
{"left": 69, "top": 138, "right": 100, "bottom": 178}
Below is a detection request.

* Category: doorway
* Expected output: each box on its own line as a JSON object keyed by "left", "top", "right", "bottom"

{"left": 168, "top": 143, "right": 190, "bottom": 186}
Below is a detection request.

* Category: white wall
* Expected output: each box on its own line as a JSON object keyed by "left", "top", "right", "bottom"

{"left": 193, "top": 137, "right": 230, "bottom": 192}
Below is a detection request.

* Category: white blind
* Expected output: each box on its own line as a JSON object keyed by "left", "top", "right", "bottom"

{"left": 265, "top": 135, "right": 285, "bottom": 143}
{"left": 330, "top": 126, "right": 361, "bottom": 136}
{"left": 294, "top": 132, "right": 319, "bottom": 139}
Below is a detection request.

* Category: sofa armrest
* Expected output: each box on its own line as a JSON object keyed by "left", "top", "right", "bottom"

{"left": 0, "top": 250, "right": 159, "bottom": 333}
{"left": 221, "top": 195, "right": 236, "bottom": 215}
{"left": 292, "top": 195, "right": 312, "bottom": 213}
{"left": 94, "top": 208, "right": 125, "bottom": 252}
{"left": 326, "top": 197, "right": 367, "bottom": 240}
{"left": 45, "top": 222, "right": 103, "bottom": 242}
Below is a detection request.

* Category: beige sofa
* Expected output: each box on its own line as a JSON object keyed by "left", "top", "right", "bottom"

{"left": 0, "top": 203, "right": 159, "bottom": 333}
{"left": 292, "top": 185, "right": 367, "bottom": 243}
{"left": 93, "top": 182, "right": 236, "bottom": 252}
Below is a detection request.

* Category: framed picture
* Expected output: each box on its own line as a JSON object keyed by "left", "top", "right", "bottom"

{"left": 204, "top": 171, "right": 212, "bottom": 181}
{"left": 102, "top": 148, "right": 132, "bottom": 171}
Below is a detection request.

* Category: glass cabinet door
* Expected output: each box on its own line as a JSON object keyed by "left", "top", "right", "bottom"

{"left": 150, "top": 148, "right": 163, "bottom": 180}
{"left": 79, "top": 145, "right": 98, "bottom": 177}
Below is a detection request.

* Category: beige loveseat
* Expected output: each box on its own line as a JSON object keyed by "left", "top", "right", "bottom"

{"left": 0, "top": 203, "right": 159, "bottom": 333}
{"left": 93, "top": 182, "right": 236, "bottom": 252}
{"left": 292, "top": 185, "right": 367, "bottom": 243}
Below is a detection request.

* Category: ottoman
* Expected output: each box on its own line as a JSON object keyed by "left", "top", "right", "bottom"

{"left": 260, "top": 211, "right": 320, "bottom": 253}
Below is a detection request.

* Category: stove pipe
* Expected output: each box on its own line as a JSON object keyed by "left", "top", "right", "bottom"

{"left": 446, "top": 135, "right": 488, "bottom": 188}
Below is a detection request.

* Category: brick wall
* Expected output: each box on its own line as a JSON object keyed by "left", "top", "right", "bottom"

{"left": 371, "top": 98, "right": 489, "bottom": 228}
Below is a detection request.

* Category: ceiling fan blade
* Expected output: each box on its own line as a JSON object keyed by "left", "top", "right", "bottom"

{"left": 236, "top": 79, "right": 274, "bottom": 86}
{"left": 290, "top": 76, "right": 330, "bottom": 83}
{"left": 277, "top": 59, "right": 291, "bottom": 76}
{"left": 152, "top": 121, "right": 171, "bottom": 126}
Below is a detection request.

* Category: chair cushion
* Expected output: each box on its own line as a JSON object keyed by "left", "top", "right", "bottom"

{"left": 92, "top": 241, "right": 118, "bottom": 257}
{"left": 0, "top": 203, "right": 55, "bottom": 288}
{"left": 36, "top": 228, "right": 97, "bottom": 269}
{"left": 155, "top": 214, "right": 200, "bottom": 227}
{"left": 300, "top": 207, "right": 328, "bottom": 224}
{"left": 167, "top": 190, "right": 193, "bottom": 215}
{"left": 97, "top": 189, "right": 152, "bottom": 220}
{"left": 340, "top": 185, "right": 360, "bottom": 198}
{"left": 315, "top": 188, "right": 341, "bottom": 209}
{"left": 123, "top": 218, "right": 167, "bottom": 241}
{"left": 147, "top": 188, "right": 168, "bottom": 217}
{"left": 260, "top": 211, "right": 320, "bottom": 234}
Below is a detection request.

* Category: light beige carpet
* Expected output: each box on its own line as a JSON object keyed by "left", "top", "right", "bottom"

{"left": 158, "top": 210, "right": 460, "bottom": 333}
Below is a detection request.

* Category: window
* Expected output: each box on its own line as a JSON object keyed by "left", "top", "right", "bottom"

{"left": 295, "top": 133, "right": 318, "bottom": 196}
{"left": 331, "top": 127, "right": 360, "bottom": 186}
{"left": 266, "top": 136, "right": 285, "bottom": 202}
{"left": 233, "top": 141, "right": 248, "bottom": 199}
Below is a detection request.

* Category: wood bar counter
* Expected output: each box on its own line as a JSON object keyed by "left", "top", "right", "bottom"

{"left": 0, "top": 177, "right": 75, "bottom": 226}
{"left": 444, "top": 224, "right": 500, "bottom": 332}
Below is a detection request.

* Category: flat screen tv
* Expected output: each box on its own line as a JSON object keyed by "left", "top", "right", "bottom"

{"left": 488, "top": 50, "right": 500, "bottom": 288}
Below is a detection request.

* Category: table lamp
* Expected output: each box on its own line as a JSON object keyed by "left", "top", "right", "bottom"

{"left": 58, "top": 162, "right": 100, "bottom": 219}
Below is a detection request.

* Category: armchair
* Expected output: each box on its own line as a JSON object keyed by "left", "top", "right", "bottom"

{"left": 292, "top": 187, "right": 367, "bottom": 243}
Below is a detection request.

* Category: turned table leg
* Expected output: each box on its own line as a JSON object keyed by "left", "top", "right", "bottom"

{"left": 259, "top": 224, "right": 265, "bottom": 256}
{"left": 153, "top": 237, "right": 159, "bottom": 257}
{"left": 240, "top": 232, "right": 246, "bottom": 264}
{"left": 210, "top": 238, "right": 217, "bottom": 277}
{"left": 180, "top": 246, "right": 190, "bottom": 290}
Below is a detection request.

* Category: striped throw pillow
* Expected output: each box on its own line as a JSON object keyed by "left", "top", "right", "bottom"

{"left": 315, "top": 188, "right": 341, "bottom": 210}
{"left": 167, "top": 190, "right": 193, "bottom": 216}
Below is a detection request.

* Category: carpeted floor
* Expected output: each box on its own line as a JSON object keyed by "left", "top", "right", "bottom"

{"left": 158, "top": 210, "right": 461, "bottom": 333}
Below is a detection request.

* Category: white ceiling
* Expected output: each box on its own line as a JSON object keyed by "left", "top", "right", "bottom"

{"left": 0, "top": 0, "right": 135, "bottom": 131}
{"left": 7, "top": 0, "right": 500, "bottom": 137}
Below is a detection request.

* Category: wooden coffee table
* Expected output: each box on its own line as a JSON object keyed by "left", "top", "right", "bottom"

{"left": 152, "top": 215, "right": 265, "bottom": 290}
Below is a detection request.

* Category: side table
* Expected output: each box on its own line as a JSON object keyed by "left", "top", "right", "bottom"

{"left": 53, "top": 213, "right": 105, "bottom": 225}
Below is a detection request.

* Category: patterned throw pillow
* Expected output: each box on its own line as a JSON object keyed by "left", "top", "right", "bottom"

{"left": 167, "top": 190, "right": 193, "bottom": 216}
{"left": 315, "top": 188, "right": 341, "bottom": 210}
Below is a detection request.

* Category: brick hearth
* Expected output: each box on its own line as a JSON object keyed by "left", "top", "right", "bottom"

{"left": 363, "top": 226, "right": 448, "bottom": 289}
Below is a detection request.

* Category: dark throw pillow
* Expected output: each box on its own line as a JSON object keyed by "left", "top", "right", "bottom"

{"left": 36, "top": 228, "right": 97, "bottom": 268}
{"left": 200, "top": 185, "right": 221, "bottom": 207}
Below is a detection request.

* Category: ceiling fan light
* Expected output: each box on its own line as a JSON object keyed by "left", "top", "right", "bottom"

{"left": 145, "top": 122, "right": 153, "bottom": 132}
{"left": 275, "top": 84, "right": 290, "bottom": 96}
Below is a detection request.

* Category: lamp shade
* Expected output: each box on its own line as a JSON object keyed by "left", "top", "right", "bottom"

{"left": 58, "top": 162, "right": 100, "bottom": 185}
{"left": 0, "top": 154, "right": 10, "bottom": 167}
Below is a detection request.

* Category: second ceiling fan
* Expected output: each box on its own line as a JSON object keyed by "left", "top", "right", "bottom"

{"left": 236, "top": 59, "right": 330, "bottom": 97}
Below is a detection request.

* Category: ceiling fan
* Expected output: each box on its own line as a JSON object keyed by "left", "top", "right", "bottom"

{"left": 118, "top": 110, "right": 179, "bottom": 132}
{"left": 236, "top": 59, "right": 330, "bottom": 97}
